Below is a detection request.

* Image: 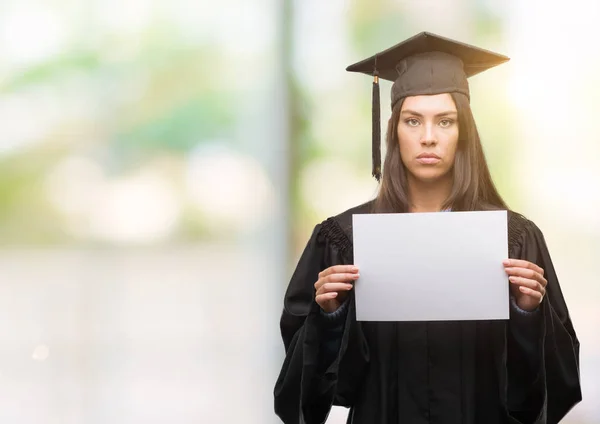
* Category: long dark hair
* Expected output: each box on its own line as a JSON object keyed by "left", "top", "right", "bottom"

{"left": 372, "top": 92, "right": 508, "bottom": 213}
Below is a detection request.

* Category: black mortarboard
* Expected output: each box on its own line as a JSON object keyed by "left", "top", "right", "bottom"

{"left": 346, "top": 31, "right": 510, "bottom": 181}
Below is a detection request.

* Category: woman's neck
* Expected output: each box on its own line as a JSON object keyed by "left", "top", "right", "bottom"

{"left": 407, "top": 174, "right": 453, "bottom": 213}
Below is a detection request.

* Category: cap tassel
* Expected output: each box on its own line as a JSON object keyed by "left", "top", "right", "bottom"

{"left": 372, "top": 71, "right": 381, "bottom": 182}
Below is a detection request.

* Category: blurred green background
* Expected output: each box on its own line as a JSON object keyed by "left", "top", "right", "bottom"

{"left": 0, "top": 1, "right": 597, "bottom": 423}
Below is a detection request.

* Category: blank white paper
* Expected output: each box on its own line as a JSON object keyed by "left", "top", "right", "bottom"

{"left": 352, "top": 210, "right": 509, "bottom": 321}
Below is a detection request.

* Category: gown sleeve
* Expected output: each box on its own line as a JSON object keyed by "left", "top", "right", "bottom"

{"left": 317, "top": 301, "right": 349, "bottom": 373}
{"left": 506, "top": 218, "right": 582, "bottom": 424}
{"left": 273, "top": 220, "right": 369, "bottom": 424}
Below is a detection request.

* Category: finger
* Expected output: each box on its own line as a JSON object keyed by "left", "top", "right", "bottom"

{"left": 316, "top": 282, "right": 354, "bottom": 296}
{"left": 314, "top": 273, "right": 359, "bottom": 290}
{"left": 509, "top": 276, "right": 546, "bottom": 296}
{"left": 326, "top": 272, "right": 360, "bottom": 283}
{"left": 518, "top": 285, "right": 544, "bottom": 300}
{"left": 505, "top": 267, "right": 547, "bottom": 287}
{"left": 318, "top": 265, "right": 359, "bottom": 279}
{"left": 316, "top": 292, "right": 338, "bottom": 303}
{"left": 504, "top": 259, "right": 544, "bottom": 276}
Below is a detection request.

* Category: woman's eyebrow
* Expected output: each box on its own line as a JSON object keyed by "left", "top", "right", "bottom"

{"left": 400, "top": 110, "right": 458, "bottom": 117}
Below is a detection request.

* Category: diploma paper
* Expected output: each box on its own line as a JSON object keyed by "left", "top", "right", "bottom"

{"left": 352, "top": 210, "right": 509, "bottom": 321}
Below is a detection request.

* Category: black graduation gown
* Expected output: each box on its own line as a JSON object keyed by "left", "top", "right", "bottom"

{"left": 274, "top": 202, "right": 581, "bottom": 424}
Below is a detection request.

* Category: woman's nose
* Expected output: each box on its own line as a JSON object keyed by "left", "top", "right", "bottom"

{"left": 420, "top": 124, "right": 437, "bottom": 145}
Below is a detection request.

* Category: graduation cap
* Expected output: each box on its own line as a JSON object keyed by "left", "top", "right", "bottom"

{"left": 346, "top": 31, "right": 510, "bottom": 181}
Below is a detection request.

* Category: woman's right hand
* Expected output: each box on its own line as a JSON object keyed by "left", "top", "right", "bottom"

{"left": 314, "top": 265, "right": 360, "bottom": 313}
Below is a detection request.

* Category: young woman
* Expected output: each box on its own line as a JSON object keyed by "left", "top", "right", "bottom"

{"left": 274, "top": 32, "right": 581, "bottom": 424}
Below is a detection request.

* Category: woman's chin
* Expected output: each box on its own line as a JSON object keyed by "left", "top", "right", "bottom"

{"left": 409, "top": 169, "right": 451, "bottom": 184}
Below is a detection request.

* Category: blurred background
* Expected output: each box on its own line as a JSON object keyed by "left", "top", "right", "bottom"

{"left": 0, "top": 0, "right": 598, "bottom": 423}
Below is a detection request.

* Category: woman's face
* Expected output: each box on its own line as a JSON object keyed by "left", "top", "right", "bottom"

{"left": 397, "top": 93, "right": 459, "bottom": 184}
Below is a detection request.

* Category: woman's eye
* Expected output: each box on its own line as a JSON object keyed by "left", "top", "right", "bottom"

{"left": 406, "top": 118, "right": 419, "bottom": 127}
{"left": 439, "top": 119, "right": 454, "bottom": 128}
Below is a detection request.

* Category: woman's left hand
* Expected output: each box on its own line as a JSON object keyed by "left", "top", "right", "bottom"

{"left": 503, "top": 259, "right": 547, "bottom": 312}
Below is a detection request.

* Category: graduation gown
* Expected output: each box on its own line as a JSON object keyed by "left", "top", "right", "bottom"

{"left": 274, "top": 202, "right": 581, "bottom": 424}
